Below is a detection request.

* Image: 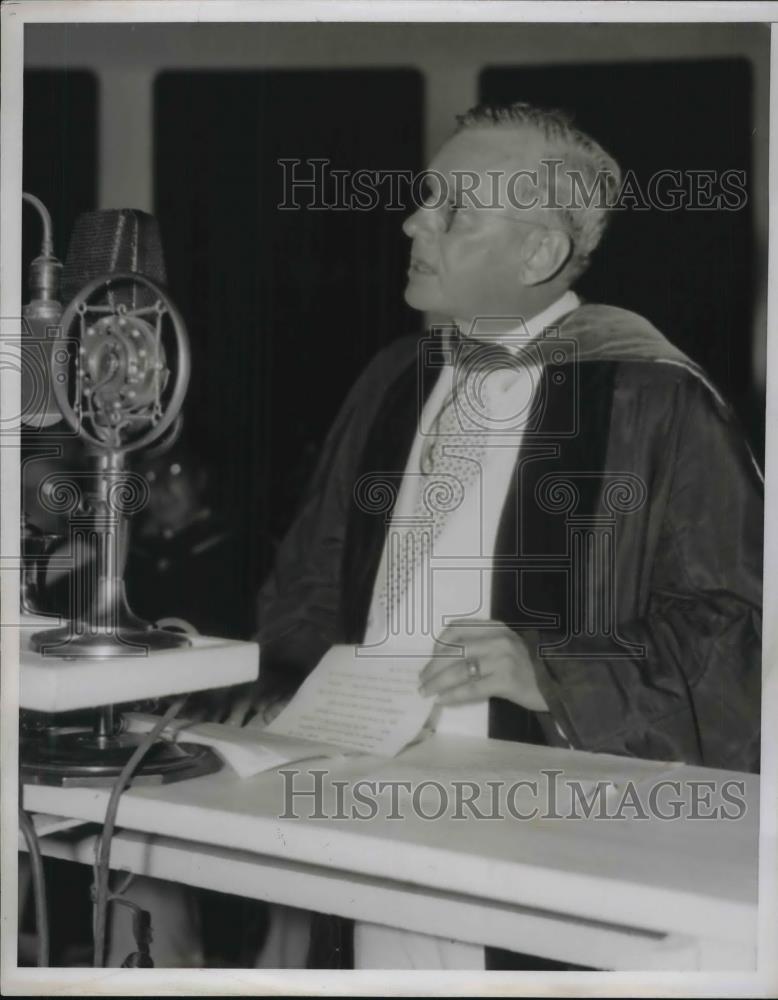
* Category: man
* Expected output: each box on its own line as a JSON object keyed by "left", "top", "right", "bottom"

{"left": 247, "top": 102, "right": 763, "bottom": 968}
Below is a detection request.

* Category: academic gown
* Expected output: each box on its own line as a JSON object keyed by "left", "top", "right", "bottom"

{"left": 253, "top": 303, "right": 763, "bottom": 967}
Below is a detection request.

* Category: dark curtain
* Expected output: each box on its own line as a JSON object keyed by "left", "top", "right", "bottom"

{"left": 154, "top": 69, "right": 424, "bottom": 637}
{"left": 481, "top": 58, "right": 763, "bottom": 458}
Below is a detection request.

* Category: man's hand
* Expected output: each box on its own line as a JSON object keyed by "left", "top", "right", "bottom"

{"left": 225, "top": 690, "right": 291, "bottom": 728}
{"left": 183, "top": 683, "right": 291, "bottom": 728}
{"left": 418, "top": 619, "right": 549, "bottom": 712}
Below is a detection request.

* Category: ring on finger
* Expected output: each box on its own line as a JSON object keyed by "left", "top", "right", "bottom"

{"left": 465, "top": 658, "right": 482, "bottom": 682}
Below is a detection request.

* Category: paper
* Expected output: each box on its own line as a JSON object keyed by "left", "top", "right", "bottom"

{"left": 265, "top": 644, "right": 434, "bottom": 756}
{"left": 123, "top": 713, "right": 344, "bottom": 779}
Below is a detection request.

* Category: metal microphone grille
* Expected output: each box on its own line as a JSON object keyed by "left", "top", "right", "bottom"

{"left": 62, "top": 209, "right": 168, "bottom": 309}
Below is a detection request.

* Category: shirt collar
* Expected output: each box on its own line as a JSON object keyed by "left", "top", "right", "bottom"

{"left": 458, "top": 290, "right": 581, "bottom": 355}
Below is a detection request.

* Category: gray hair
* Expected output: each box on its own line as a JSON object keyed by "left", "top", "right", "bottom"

{"left": 455, "top": 102, "right": 622, "bottom": 278}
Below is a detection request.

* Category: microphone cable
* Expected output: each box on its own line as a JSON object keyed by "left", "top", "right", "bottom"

{"left": 91, "top": 695, "right": 186, "bottom": 968}
{"left": 18, "top": 796, "right": 50, "bottom": 967}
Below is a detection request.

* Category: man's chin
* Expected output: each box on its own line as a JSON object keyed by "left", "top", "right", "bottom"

{"left": 403, "top": 282, "right": 442, "bottom": 312}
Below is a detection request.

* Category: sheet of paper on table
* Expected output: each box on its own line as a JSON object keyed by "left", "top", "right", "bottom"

{"left": 124, "top": 713, "right": 346, "bottom": 778}
{"left": 125, "top": 644, "right": 435, "bottom": 776}
{"left": 265, "top": 644, "right": 435, "bottom": 756}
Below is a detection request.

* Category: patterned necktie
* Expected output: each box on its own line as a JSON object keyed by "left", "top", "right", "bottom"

{"left": 377, "top": 339, "right": 518, "bottom": 617}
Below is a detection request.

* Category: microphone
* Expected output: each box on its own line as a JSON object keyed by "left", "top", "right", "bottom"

{"left": 52, "top": 209, "right": 187, "bottom": 453}
{"left": 61, "top": 208, "right": 168, "bottom": 309}
{"left": 21, "top": 202, "right": 170, "bottom": 429}
{"left": 21, "top": 193, "right": 63, "bottom": 429}
{"left": 30, "top": 206, "right": 192, "bottom": 660}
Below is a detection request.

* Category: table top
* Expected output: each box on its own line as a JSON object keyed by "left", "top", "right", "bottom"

{"left": 24, "top": 733, "right": 760, "bottom": 945}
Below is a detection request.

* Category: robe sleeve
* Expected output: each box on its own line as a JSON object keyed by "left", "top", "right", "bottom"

{"left": 526, "top": 374, "right": 763, "bottom": 772}
{"left": 252, "top": 339, "right": 414, "bottom": 698}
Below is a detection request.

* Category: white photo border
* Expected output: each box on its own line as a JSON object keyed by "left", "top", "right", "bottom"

{"left": 1, "top": 2, "right": 776, "bottom": 996}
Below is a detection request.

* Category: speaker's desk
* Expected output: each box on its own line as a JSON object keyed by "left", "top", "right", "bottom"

{"left": 23, "top": 733, "right": 760, "bottom": 971}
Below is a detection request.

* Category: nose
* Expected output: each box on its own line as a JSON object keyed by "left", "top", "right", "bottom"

{"left": 402, "top": 208, "right": 422, "bottom": 238}
{"left": 402, "top": 205, "right": 437, "bottom": 240}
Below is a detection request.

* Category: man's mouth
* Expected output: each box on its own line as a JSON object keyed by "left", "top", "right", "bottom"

{"left": 409, "top": 257, "right": 436, "bottom": 276}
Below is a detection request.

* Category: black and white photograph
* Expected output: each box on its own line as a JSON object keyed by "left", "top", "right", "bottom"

{"left": 1, "top": 2, "right": 775, "bottom": 995}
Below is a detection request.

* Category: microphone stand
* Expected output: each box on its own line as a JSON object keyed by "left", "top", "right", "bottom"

{"left": 33, "top": 446, "right": 186, "bottom": 658}
{"left": 20, "top": 199, "right": 221, "bottom": 787}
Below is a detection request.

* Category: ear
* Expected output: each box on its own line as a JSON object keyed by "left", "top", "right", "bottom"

{"left": 519, "top": 228, "right": 573, "bottom": 285}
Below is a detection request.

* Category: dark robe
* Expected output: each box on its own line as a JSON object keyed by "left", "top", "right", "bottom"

{"left": 253, "top": 303, "right": 763, "bottom": 967}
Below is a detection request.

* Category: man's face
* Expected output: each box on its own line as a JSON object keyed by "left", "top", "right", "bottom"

{"left": 403, "top": 127, "right": 554, "bottom": 323}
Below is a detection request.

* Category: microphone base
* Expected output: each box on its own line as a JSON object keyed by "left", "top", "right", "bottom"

{"left": 29, "top": 624, "right": 191, "bottom": 659}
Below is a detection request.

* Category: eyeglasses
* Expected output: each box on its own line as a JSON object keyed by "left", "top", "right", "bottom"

{"left": 436, "top": 201, "right": 570, "bottom": 240}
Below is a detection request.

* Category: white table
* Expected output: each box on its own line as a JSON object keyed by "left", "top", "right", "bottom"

{"left": 22, "top": 732, "right": 760, "bottom": 971}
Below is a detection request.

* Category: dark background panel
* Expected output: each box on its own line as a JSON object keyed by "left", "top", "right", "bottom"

{"left": 22, "top": 70, "right": 98, "bottom": 300}
{"left": 481, "top": 59, "right": 761, "bottom": 454}
{"left": 154, "top": 70, "right": 424, "bottom": 635}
